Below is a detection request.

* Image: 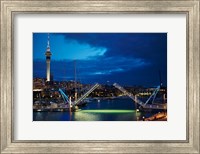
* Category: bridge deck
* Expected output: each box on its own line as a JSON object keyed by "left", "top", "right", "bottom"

{"left": 141, "top": 104, "right": 167, "bottom": 110}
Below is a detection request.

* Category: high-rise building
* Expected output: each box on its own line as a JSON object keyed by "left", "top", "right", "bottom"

{"left": 45, "top": 33, "right": 52, "bottom": 82}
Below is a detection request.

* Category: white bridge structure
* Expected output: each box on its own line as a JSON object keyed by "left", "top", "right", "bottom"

{"left": 74, "top": 83, "right": 99, "bottom": 106}
{"left": 113, "top": 83, "right": 167, "bottom": 110}
{"left": 59, "top": 83, "right": 99, "bottom": 107}
{"left": 59, "top": 82, "right": 166, "bottom": 110}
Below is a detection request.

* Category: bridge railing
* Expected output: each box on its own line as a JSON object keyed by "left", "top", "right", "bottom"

{"left": 74, "top": 83, "right": 99, "bottom": 106}
{"left": 113, "top": 83, "right": 137, "bottom": 102}
{"left": 143, "top": 103, "right": 167, "bottom": 110}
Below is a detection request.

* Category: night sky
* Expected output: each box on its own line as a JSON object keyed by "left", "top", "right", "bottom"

{"left": 33, "top": 33, "right": 167, "bottom": 87}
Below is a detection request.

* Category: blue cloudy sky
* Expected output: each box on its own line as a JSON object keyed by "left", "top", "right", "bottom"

{"left": 33, "top": 33, "right": 167, "bottom": 87}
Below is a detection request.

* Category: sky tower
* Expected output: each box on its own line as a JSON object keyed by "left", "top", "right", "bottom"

{"left": 45, "top": 33, "right": 52, "bottom": 82}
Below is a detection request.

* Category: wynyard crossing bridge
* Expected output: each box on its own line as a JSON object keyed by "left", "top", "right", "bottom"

{"left": 59, "top": 83, "right": 167, "bottom": 111}
{"left": 113, "top": 83, "right": 167, "bottom": 110}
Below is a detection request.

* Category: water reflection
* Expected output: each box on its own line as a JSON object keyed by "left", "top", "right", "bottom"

{"left": 33, "top": 98, "right": 150, "bottom": 121}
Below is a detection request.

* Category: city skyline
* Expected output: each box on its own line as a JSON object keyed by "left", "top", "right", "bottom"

{"left": 33, "top": 33, "right": 167, "bottom": 87}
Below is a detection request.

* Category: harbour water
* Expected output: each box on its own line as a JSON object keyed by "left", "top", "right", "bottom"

{"left": 33, "top": 97, "right": 158, "bottom": 121}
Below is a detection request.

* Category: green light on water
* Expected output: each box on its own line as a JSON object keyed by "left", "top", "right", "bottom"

{"left": 80, "top": 109, "right": 136, "bottom": 114}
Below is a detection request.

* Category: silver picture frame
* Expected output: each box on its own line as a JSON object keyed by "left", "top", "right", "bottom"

{"left": 0, "top": 0, "right": 199, "bottom": 153}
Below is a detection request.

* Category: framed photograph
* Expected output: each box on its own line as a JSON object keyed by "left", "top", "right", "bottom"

{"left": 33, "top": 32, "right": 167, "bottom": 122}
{"left": 1, "top": 0, "right": 199, "bottom": 153}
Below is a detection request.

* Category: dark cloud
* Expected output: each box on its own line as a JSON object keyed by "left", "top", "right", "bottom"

{"left": 59, "top": 33, "right": 167, "bottom": 70}
{"left": 34, "top": 33, "right": 167, "bottom": 86}
{"left": 59, "top": 33, "right": 166, "bottom": 57}
{"left": 60, "top": 33, "right": 167, "bottom": 86}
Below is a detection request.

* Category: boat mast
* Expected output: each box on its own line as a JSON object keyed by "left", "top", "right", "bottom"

{"left": 74, "top": 60, "right": 77, "bottom": 102}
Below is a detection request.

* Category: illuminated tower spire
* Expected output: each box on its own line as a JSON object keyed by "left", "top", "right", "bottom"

{"left": 47, "top": 33, "right": 50, "bottom": 48}
{"left": 45, "top": 33, "right": 52, "bottom": 82}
